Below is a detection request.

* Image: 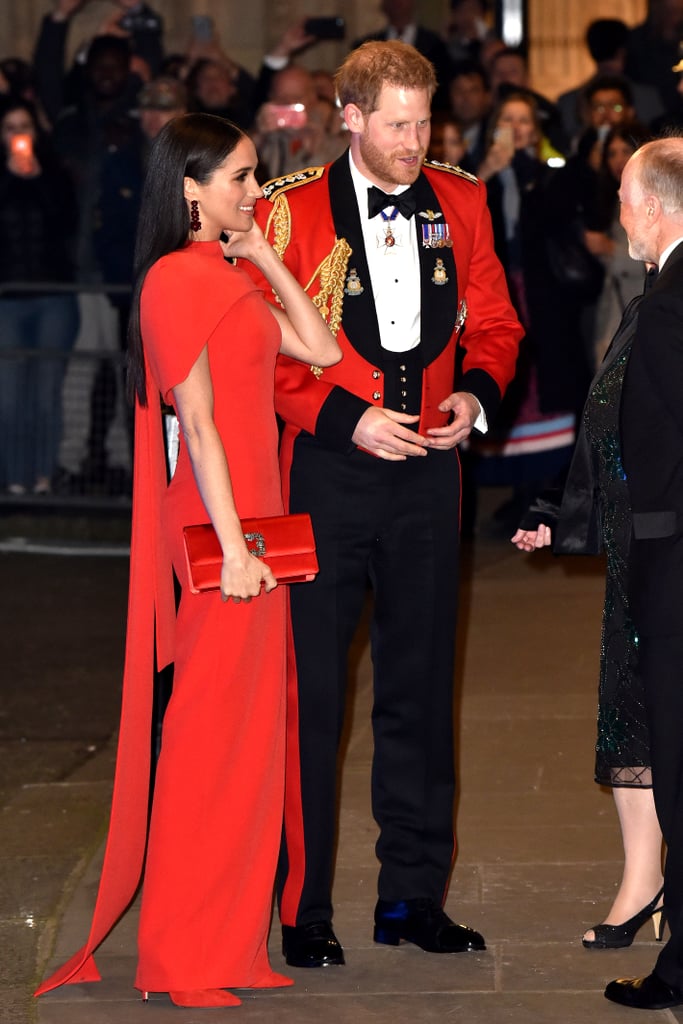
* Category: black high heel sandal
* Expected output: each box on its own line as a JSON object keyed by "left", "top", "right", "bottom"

{"left": 582, "top": 887, "right": 666, "bottom": 949}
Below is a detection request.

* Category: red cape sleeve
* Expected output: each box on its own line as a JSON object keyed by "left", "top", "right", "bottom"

{"left": 142, "top": 252, "right": 256, "bottom": 404}
{"left": 35, "top": 363, "right": 175, "bottom": 996}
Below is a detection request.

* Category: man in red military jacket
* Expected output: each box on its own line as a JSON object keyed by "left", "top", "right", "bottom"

{"left": 245, "top": 39, "right": 523, "bottom": 969}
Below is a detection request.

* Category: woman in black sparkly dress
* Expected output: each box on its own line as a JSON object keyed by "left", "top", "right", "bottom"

{"left": 511, "top": 283, "right": 664, "bottom": 949}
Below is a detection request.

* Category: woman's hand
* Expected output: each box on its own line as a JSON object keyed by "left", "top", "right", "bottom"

{"left": 478, "top": 129, "right": 515, "bottom": 182}
{"left": 220, "top": 548, "right": 277, "bottom": 603}
{"left": 173, "top": 347, "right": 279, "bottom": 604}
{"left": 231, "top": 217, "right": 341, "bottom": 368}
{"left": 219, "top": 219, "right": 270, "bottom": 263}
{"left": 584, "top": 229, "right": 615, "bottom": 258}
{"left": 510, "top": 525, "right": 552, "bottom": 551}
{"left": 8, "top": 149, "right": 40, "bottom": 178}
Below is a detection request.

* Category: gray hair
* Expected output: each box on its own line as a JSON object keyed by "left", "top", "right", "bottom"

{"left": 634, "top": 137, "right": 683, "bottom": 216}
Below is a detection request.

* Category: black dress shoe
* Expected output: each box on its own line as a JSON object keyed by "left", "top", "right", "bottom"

{"left": 281, "top": 921, "right": 345, "bottom": 968}
{"left": 604, "top": 972, "right": 683, "bottom": 1009}
{"left": 373, "top": 898, "right": 486, "bottom": 953}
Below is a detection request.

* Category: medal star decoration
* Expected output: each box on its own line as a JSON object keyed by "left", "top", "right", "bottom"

{"left": 378, "top": 207, "right": 401, "bottom": 251}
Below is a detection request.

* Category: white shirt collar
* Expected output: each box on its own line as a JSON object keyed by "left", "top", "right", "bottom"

{"left": 347, "top": 150, "right": 411, "bottom": 218}
{"left": 659, "top": 236, "right": 683, "bottom": 272}
{"left": 386, "top": 23, "right": 418, "bottom": 45}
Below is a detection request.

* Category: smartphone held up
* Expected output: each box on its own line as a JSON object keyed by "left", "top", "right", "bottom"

{"left": 191, "top": 14, "right": 215, "bottom": 42}
{"left": 264, "top": 103, "right": 308, "bottom": 132}
{"left": 304, "top": 16, "right": 345, "bottom": 40}
{"left": 9, "top": 133, "right": 35, "bottom": 175}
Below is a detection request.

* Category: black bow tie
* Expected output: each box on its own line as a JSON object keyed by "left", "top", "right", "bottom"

{"left": 644, "top": 266, "right": 658, "bottom": 292}
{"left": 367, "top": 184, "right": 417, "bottom": 220}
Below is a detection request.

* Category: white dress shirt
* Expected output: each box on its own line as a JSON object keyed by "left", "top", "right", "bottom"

{"left": 348, "top": 153, "right": 421, "bottom": 354}
{"left": 347, "top": 152, "right": 487, "bottom": 431}
{"left": 659, "top": 236, "right": 683, "bottom": 272}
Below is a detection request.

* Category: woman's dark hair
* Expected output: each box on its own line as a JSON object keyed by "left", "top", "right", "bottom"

{"left": 484, "top": 90, "right": 541, "bottom": 154}
{"left": 0, "top": 96, "right": 38, "bottom": 149}
{"left": 592, "top": 122, "right": 651, "bottom": 229}
{"left": 127, "top": 112, "right": 244, "bottom": 406}
{"left": 0, "top": 96, "right": 61, "bottom": 171}
{"left": 184, "top": 59, "right": 216, "bottom": 105}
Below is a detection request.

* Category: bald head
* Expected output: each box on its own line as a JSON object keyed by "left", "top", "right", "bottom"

{"left": 269, "top": 66, "right": 317, "bottom": 109}
{"left": 630, "top": 138, "right": 683, "bottom": 213}
{"left": 619, "top": 137, "right": 683, "bottom": 263}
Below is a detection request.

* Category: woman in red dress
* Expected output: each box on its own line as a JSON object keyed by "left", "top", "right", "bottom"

{"left": 35, "top": 113, "right": 340, "bottom": 1008}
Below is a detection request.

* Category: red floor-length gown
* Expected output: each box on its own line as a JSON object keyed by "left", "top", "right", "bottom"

{"left": 35, "top": 240, "right": 289, "bottom": 997}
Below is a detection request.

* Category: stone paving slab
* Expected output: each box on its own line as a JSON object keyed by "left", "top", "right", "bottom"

{"left": 2, "top": 513, "right": 676, "bottom": 1023}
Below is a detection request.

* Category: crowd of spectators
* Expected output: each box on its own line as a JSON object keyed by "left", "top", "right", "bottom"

{"left": 0, "top": 0, "right": 681, "bottom": 505}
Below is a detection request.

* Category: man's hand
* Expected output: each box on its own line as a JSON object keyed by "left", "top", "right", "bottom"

{"left": 269, "top": 19, "right": 316, "bottom": 58}
{"left": 52, "top": 0, "right": 88, "bottom": 22}
{"left": 352, "top": 407, "right": 428, "bottom": 461}
{"left": 425, "top": 392, "right": 480, "bottom": 450}
{"left": 97, "top": 8, "right": 130, "bottom": 38}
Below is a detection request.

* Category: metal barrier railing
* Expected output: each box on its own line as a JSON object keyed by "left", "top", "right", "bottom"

{"left": 0, "top": 282, "right": 133, "bottom": 511}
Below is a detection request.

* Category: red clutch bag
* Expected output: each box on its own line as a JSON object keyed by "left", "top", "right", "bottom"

{"left": 183, "top": 513, "right": 319, "bottom": 594}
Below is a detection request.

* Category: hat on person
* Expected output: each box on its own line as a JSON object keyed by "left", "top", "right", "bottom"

{"left": 138, "top": 76, "right": 188, "bottom": 110}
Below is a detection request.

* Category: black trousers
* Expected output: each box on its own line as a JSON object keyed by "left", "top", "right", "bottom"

{"left": 279, "top": 436, "right": 461, "bottom": 927}
{"left": 640, "top": 634, "right": 683, "bottom": 988}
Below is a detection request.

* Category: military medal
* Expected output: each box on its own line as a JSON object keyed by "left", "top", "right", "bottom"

{"left": 379, "top": 207, "right": 400, "bottom": 249}
{"left": 421, "top": 222, "right": 453, "bottom": 248}
{"left": 344, "top": 268, "right": 364, "bottom": 295}
{"left": 432, "top": 258, "right": 448, "bottom": 286}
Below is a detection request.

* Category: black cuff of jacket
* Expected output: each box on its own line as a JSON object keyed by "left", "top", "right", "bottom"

{"left": 459, "top": 368, "right": 502, "bottom": 425}
{"left": 44, "top": 12, "right": 68, "bottom": 34}
{"left": 316, "top": 387, "right": 371, "bottom": 454}
{"left": 517, "top": 490, "right": 562, "bottom": 532}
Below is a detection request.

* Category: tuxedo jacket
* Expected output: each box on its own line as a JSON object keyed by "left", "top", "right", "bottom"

{"left": 621, "top": 241, "right": 683, "bottom": 638}
{"left": 248, "top": 154, "right": 522, "bottom": 474}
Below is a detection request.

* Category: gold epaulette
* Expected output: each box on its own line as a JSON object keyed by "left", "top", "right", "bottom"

{"left": 423, "top": 159, "right": 480, "bottom": 186}
{"left": 261, "top": 166, "right": 326, "bottom": 202}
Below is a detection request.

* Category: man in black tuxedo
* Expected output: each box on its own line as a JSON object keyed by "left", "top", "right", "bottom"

{"left": 247, "top": 39, "right": 522, "bottom": 970}
{"left": 352, "top": 0, "right": 453, "bottom": 108}
{"left": 605, "top": 136, "right": 683, "bottom": 1011}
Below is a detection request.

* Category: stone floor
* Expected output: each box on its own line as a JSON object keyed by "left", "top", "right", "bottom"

{"left": 3, "top": 494, "right": 681, "bottom": 1022}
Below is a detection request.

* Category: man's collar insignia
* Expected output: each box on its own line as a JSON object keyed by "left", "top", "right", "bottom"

{"left": 423, "top": 159, "right": 479, "bottom": 186}
{"left": 262, "top": 165, "right": 325, "bottom": 201}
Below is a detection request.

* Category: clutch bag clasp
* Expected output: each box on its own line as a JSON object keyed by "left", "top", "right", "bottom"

{"left": 244, "top": 531, "right": 267, "bottom": 557}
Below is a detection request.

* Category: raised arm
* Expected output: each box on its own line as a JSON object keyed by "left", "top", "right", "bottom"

{"left": 222, "top": 224, "right": 340, "bottom": 368}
